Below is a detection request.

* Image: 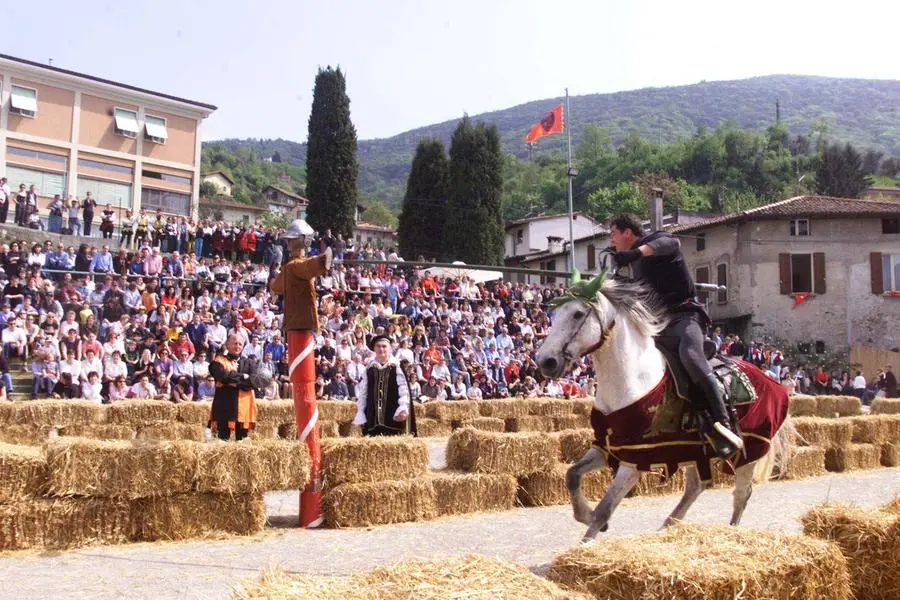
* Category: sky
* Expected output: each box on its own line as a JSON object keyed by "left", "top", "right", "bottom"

{"left": 4, "top": 0, "right": 898, "bottom": 143}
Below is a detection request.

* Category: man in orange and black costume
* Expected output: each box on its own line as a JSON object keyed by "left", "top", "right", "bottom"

{"left": 209, "top": 333, "right": 257, "bottom": 440}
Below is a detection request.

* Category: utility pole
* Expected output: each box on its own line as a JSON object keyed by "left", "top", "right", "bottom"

{"left": 565, "top": 88, "right": 577, "bottom": 278}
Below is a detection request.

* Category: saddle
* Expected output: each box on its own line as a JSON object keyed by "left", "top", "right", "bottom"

{"left": 649, "top": 341, "right": 757, "bottom": 436}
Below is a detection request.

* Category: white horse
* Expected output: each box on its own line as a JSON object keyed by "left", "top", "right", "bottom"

{"left": 535, "top": 272, "right": 792, "bottom": 542}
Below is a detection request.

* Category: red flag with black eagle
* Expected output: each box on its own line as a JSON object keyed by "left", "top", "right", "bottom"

{"left": 525, "top": 104, "right": 564, "bottom": 144}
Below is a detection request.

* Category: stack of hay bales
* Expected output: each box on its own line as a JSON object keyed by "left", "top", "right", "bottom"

{"left": 0, "top": 438, "right": 309, "bottom": 551}
{"left": 792, "top": 416, "right": 880, "bottom": 473}
{"left": 814, "top": 395, "right": 862, "bottom": 417}
{"left": 847, "top": 415, "right": 900, "bottom": 468}
{"left": 872, "top": 396, "right": 900, "bottom": 415}
{"left": 788, "top": 394, "right": 818, "bottom": 416}
{"left": 233, "top": 554, "right": 586, "bottom": 599}
{"left": 802, "top": 500, "right": 899, "bottom": 600}
{"left": 0, "top": 400, "right": 105, "bottom": 445}
{"left": 548, "top": 523, "right": 851, "bottom": 600}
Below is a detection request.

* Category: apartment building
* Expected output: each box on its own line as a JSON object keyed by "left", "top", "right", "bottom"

{"left": 0, "top": 54, "right": 216, "bottom": 220}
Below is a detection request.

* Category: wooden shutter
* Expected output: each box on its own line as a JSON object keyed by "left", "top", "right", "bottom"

{"left": 813, "top": 252, "right": 826, "bottom": 294}
{"left": 870, "top": 252, "right": 884, "bottom": 294}
{"left": 778, "top": 253, "right": 791, "bottom": 295}
{"left": 587, "top": 244, "right": 596, "bottom": 271}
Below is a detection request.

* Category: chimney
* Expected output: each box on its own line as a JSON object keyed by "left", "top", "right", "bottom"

{"left": 547, "top": 236, "right": 563, "bottom": 254}
{"left": 649, "top": 187, "right": 664, "bottom": 232}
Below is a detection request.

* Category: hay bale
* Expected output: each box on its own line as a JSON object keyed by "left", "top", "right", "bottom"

{"left": 323, "top": 479, "right": 437, "bottom": 527}
{"left": 558, "top": 429, "right": 594, "bottom": 463}
{"left": 872, "top": 397, "right": 900, "bottom": 415}
{"left": 318, "top": 400, "right": 355, "bottom": 423}
{"left": 788, "top": 394, "right": 818, "bottom": 416}
{"left": 318, "top": 421, "right": 341, "bottom": 438}
{"left": 11, "top": 399, "right": 104, "bottom": 427}
{"left": 0, "top": 443, "right": 47, "bottom": 502}
{"left": 531, "top": 398, "right": 576, "bottom": 417}
{"left": 459, "top": 417, "right": 505, "bottom": 432}
{"left": 233, "top": 554, "right": 584, "bottom": 600}
{"left": 780, "top": 446, "right": 827, "bottom": 480}
{"left": 880, "top": 443, "right": 900, "bottom": 467}
{"left": 412, "top": 402, "right": 427, "bottom": 419}
{"left": 554, "top": 414, "right": 591, "bottom": 431}
{"left": 0, "top": 424, "right": 54, "bottom": 445}
{"left": 106, "top": 400, "right": 176, "bottom": 426}
{"left": 825, "top": 443, "right": 881, "bottom": 472}
{"left": 802, "top": 504, "right": 900, "bottom": 600}
{"left": 628, "top": 469, "right": 687, "bottom": 497}
{"left": 133, "top": 493, "right": 265, "bottom": 541}
{"left": 885, "top": 497, "right": 900, "bottom": 515}
{"left": 0, "top": 497, "right": 133, "bottom": 551}
{"left": 548, "top": 522, "right": 851, "bottom": 600}
{"left": 425, "top": 400, "right": 480, "bottom": 423}
{"left": 278, "top": 422, "right": 297, "bottom": 439}
{"left": 794, "top": 417, "right": 853, "bottom": 448}
{"left": 477, "top": 399, "right": 531, "bottom": 419}
{"left": 338, "top": 422, "right": 361, "bottom": 438}
{"left": 429, "top": 471, "right": 517, "bottom": 516}
{"left": 175, "top": 401, "right": 212, "bottom": 424}
{"left": 196, "top": 439, "right": 310, "bottom": 494}
{"left": 248, "top": 422, "right": 278, "bottom": 439}
{"left": 446, "top": 428, "right": 557, "bottom": 476}
{"left": 58, "top": 424, "right": 135, "bottom": 440}
{"left": 848, "top": 415, "right": 900, "bottom": 444}
{"left": 816, "top": 395, "right": 862, "bottom": 417}
{"left": 571, "top": 398, "right": 593, "bottom": 415}
{"left": 254, "top": 400, "right": 294, "bottom": 425}
{"left": 518, "top": 463, "right": 613, "bottom": 507}
{"left": 0, "top": 402, "right": 14, "bottom": 425}
{"left": 505, "top": 416, "right": 555, "bottom": 432}
{"left": 415, "top": 418, "right": 453, "bottom": 438}
{"left": 137, "top": 423, "right": 206, "bottom": 442}
{"left": 321, "top": 436, "right": 428, "bottom": 486}
{"left": 45, "top": 438, "right": 199, "bottom": 499}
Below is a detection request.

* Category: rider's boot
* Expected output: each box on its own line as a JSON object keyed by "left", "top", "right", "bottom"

{"left": 697, "top": 372, "right": 744, "bottom": 459}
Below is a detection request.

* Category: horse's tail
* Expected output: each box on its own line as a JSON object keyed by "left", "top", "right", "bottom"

{"left": 752, "top": 415, "right": 795, "bottom": 484}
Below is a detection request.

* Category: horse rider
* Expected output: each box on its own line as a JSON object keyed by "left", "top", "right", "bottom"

{"left": 604, "top": 213, "right": 744, "bottom": 459}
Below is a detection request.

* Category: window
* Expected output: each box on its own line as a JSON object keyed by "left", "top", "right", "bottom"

{"left": 142, "top": 169, "right": 191, "bottom": 186}
{"left": 587, "top": 244, "right": 596, "bottom": 271}
{"left": 540, "top": 260, "right": 557, "bottom": 285}
{"left": 141, "top": 188, "right": 191, "bottom": 215}
{"left": 695, "top": 266, "right": 710, "bottom": 302}
{"left": 790, "top": 219, "right": 810, "bottom": 237}
{"left": 716, "top": 263, "right": 728, "bottom": 304}
{"left": 883, "top": 218, "right": 900, "bottom": 234}
{"left": 779, "top": 252, "right": 826, "bottom": 294}
{"left": 77, "top": 178, "right": 132, "bottom": 210}
{"left": 696, "top": 233, "right": 706, "bottom": 252}
{"left": 113, "top": 108, "right": 139, "bottom": 138}
{"left": 881, "top": 254, "right": 900, "bottom": 292}
{"left": 7, "top": 146, "right": 67, "bottom": 165}
{"left": 144, "top": 115, "right": 168, "bottom": 144}
{"left": 4, "top": 165, "right": 66, "bottom": 197}
{"left": 9, "top": 85, "right": 37, "bottom": 117}
{"left": 79, "top": 158, "right": 133, "bottom": 175}
{"left": 516, "top": 229, "right": 524, "bottom": 243}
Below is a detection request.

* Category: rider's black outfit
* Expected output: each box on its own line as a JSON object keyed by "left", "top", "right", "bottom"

{"left": 609, "top": 231, "right": 741, "bottom": 458}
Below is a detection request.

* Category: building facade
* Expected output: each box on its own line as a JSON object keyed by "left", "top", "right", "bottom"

{"left": 0, "top": 54, "right": 215, "bottom": 221}
{"left": 198, "top": 197, "right": 265, "bottom": 225}
{"left": 201, "top": 171, "right": 233, "bottom": 197}
{"left": 263, "top": 185, "right": 308, "bottom": 220}
{"left": 671, "top": 196, "right": 900, "bottom": 352}
{"left": 354, "top": 222, "right": 397, "bottom": 248}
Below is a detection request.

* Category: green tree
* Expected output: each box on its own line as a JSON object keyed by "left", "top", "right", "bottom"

{"left": 442, "top": 116, "right": 504, "bottom": 265}
{"left": 815, "top": 142, "right": 870, "bottom": 198}
{"left": 305, "top": 66, "right": 359, "bottom": 237}
{"left": 586, "top": 182, "right": 646, "bottom": 221}
{"left": 398, "top": 139, "right": 448, "bottom": 259}
{"left": 258, "top": 211, "right": 291, "bottom": 230}
{"left": 361, "top": 199, "right": 398, "bottom": 229}
{"left": 199, "top": 180, "right": 220, "bottom": 198}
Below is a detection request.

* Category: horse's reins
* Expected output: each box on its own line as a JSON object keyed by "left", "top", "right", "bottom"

{"left": 560, "top": 300, "right": 616, "bottom": 364}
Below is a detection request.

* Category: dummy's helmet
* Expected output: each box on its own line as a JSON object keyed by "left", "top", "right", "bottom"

{"left": 282, "top": 219, "right": 315, "bottom": 240}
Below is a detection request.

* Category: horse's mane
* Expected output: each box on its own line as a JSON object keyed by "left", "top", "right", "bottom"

{"left": 597, "top": 277, "right": 670, "bottom": 338}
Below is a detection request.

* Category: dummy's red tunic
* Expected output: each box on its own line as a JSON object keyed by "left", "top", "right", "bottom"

{"left": 590, "top": 360, "right": 788, "bottom": 482}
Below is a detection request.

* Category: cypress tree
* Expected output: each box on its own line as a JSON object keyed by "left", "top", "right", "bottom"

{"left": 398, "top": 139, "right": 449, "bottom": 260}
{"left": 815, "top": 142, "right": 870, "bottom": 198}
{"left": 305, "top": 67, "right": 358, "bottom": 238}
{"left": 442, "top": 117, "right": 504, "bottom": 265}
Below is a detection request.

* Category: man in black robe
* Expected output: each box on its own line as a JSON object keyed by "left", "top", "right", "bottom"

{"left": 352, "top": 334, "right": 417, "bottom": 436}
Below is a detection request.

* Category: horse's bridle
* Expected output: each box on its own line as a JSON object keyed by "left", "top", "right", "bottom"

{"left": 559, "top": 299, "right": 616, "bottom": 365}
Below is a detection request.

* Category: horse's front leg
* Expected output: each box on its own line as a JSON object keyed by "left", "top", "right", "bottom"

{"left": 582, "top": 465, "right": 640, "bottom": 542}
{"left": 566, "top": 447, "right": 607, "bottom": 525}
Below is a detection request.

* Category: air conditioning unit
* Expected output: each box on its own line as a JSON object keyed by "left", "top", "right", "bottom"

{"left": 115, "top": 127, "right": 137, "bottom": 139}
{"left": 10, "top": 107, "right": 35, "bottom": 118}
{"left": 145, "top": 135, "right": 166, "bottom": 145}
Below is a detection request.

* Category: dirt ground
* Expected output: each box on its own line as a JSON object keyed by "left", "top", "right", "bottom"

{"left": 1, "top": 466, "right": 897, "bottom": 600}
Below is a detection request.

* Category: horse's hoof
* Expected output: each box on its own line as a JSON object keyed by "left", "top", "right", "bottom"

{"left": 599, "top": 523, "right": 609, "bottom": 532}
{"left": 573, "top": 508, "right": 592, "bottom": 525}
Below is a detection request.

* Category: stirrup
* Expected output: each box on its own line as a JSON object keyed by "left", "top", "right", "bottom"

{"left": 713, "top": 422, "right": 744, "bottom": 450}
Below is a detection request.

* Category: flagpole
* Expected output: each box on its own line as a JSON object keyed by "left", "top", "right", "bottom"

{"left": 565, "top": 88, "right": 575, "bottom": 277}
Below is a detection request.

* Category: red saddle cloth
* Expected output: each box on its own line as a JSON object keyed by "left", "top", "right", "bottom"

{"left": 590, "top": 360, "right": 789, "bottom": 482}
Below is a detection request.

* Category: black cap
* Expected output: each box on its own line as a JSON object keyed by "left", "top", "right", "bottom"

{"left": 368, "top": 334, "right": 391, "bottom": 350}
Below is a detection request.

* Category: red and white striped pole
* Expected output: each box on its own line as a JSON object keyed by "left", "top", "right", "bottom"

{"left": 288, "top": 329, "right": 322, "bottom": 528}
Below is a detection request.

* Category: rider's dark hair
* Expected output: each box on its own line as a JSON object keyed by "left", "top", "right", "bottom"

{"left": 610, "top": 213, "right": 644, "bottom": 237}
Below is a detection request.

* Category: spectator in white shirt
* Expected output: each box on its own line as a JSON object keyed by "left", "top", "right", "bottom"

{"left": 57, "top": 354, "right": 83, "bottom": 398}
{"left": 2, "top": 320, "right": 27, "bottom": 366}
{"left": 103, "top": 351, "right": 128, "bottom": 389}
{"left": 82, "top": 371, "right": 103, "bottom": 403}
{"left": 81, "top": 348, "right": 103, "bottom": 384}
{"left": 130, "top": 374, "right": 157, "bottom": 399}
{"left": 466, "top": 379, "right": 483, "bottom": 400}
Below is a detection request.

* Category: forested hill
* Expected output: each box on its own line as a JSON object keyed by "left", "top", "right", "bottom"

{"left": 207, "top": 74, "right": 900, "bottom": 208}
